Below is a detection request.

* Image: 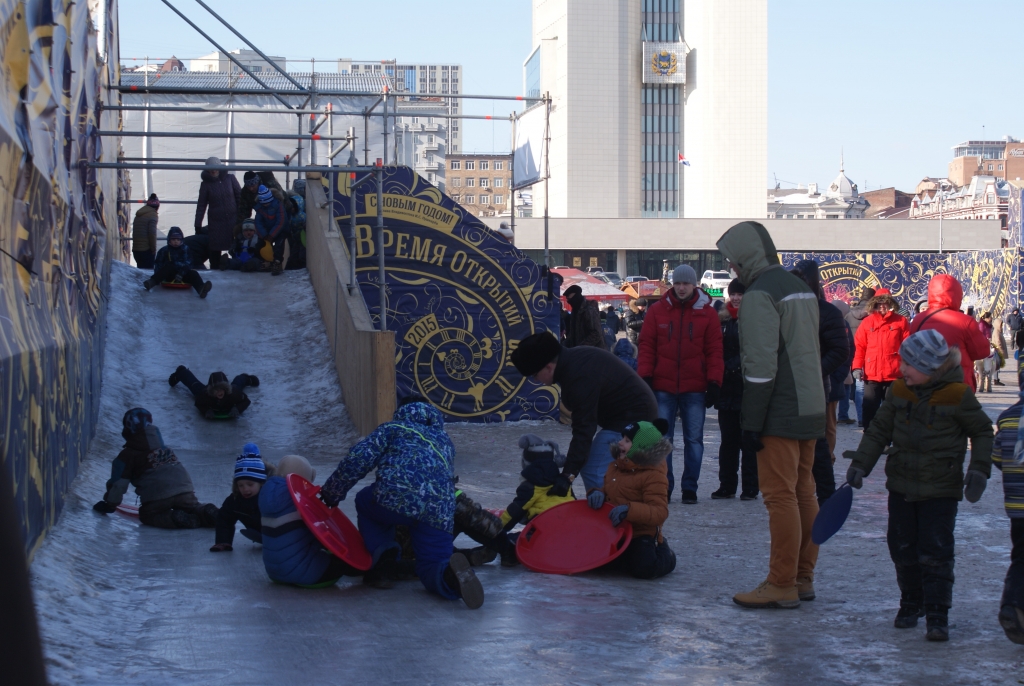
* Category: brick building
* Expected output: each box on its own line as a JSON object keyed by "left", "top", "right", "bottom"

{"left": 948, "top": 137, "right": 1024, "bottom": 186}
{"left": 860, "top": 187, "right": 913, "bottom": 219}
{"left": 447, "top": 153, "right": 512, "bottom": 217}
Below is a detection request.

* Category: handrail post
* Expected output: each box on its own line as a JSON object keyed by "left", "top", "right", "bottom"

{"left": 376, "top": 164, "right": 387, "bottom": 332}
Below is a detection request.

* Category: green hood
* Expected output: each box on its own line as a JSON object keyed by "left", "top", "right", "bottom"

{"left": 716, "top": 221, "right": 780, "bottom": 286}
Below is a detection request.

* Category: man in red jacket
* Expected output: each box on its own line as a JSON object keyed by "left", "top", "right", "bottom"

{"left": 909, "top": 274, "right": 991, "bottom": 392}
{"left": 852, "top": 290, "right": 909, "bottom": 431}
{"left": 638, "top": 265, "right": 724, "bottom": 503}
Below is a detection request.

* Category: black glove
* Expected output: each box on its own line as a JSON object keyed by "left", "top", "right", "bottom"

{"left": 741, "top": 431, "right": 764, "bottom": 454}
{"left": 642, "top": 377, "right": 656, "bottom": 394}
{"left": 704, "top": 382, "right": 721, "bottom": 409}
{"left": 228, "top": 406, "right": 241, "bottom": 418}
{"left": 318, "top": 487, "right": 341, "bottom": 508}
{"left": 93, "top": 500, "right": 117, "bottom": 514}
{"left": 846, "top": 466, "right": 865, "bottom": 489}
{"left": 549, "top": 473, "right": 572, "bottom": 498}
{"left": 963, "top": 470, "right": 987, "bottom": 503}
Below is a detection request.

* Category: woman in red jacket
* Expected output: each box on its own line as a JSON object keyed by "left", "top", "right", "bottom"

{"left": 852, "top": 290, "right": 909, "bottom": 430}
{"left": 909, "top": 275, "right": 991, "bottom": 392}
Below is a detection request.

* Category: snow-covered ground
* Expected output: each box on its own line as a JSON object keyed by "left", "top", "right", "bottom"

{"left": 31, "top": 263, "right": 1024, "bottom": 684}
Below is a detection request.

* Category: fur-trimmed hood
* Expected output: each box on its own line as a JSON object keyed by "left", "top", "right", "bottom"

{"left": 868, "top": 293, "right": 900, "bottom": 313}
{"left": 206, "top": 371, "right": 232, "bottom": 397}
{"left": 609, "top": 437, "right": 673, "bottom": 468}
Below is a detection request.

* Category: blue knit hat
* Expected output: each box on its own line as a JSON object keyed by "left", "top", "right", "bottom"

{"left": 257, "top": 185, "right": 273, "bottom": 205}
{"left": 241, "top": 442, "right": 260, "bottom": 458}
{"left": 899, "top": 329, "right": 949, "bottom": 376}
{"left": 234, "top": 455, "right": 267, "bottom": 482}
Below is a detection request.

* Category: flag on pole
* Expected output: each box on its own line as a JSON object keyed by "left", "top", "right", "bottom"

{"left": 678, "top": 153, "right": 690, "bottom": 167}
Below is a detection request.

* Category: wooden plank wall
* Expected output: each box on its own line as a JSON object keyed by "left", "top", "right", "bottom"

{"left": 304, "top": 177, "right": 396, "bottom": 436}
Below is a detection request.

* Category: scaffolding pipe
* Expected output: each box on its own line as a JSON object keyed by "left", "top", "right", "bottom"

{"left": 90, "top": 162, "right": 380, "bottom": 173}
{"left": 112, "top": 84, "right": 531, "bottom": 102}
{"left": 190, "top": 0, "right": 305, "bottom": 90}
{"left": 347, "top": 171, "right": 376, "bottom": 290}
{"left": 102, "top": 130, "right": 350, "bottom": 141}
{"left": 376, "top": 165, "right": 387, "bottom": 332}
{"left": 157, "top": 0, "right": 294, "bottom": 110}
{"left": 106, "top": 103, "right": 517, "bottom": 121}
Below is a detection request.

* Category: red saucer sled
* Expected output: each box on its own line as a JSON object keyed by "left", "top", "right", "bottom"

{"left": 286, "top": 474, "right": 373, "bottom": 572}
{"left": 516, "top": 500, "right": 633, "bottom": 575}
{"left": 116, "top": 503, "right": 139, "bottom": 517}
{"left": 160, "top": 281, "right": 191, "bottom": 289}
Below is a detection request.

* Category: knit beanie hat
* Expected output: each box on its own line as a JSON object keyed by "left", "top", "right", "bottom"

{"left": 518, "top": 434, "right": 561, "bottom": 464}
{"left": 205, "top": 156, "right": 222, "bottom": 169}
{"left": 510, "top": 331, "right": 562, "bottom": 377}
{"left": 257, "top": 185, "right": 274, "bottom": 205}
{"left": 622, "top": 418, "right": 669, "bottom": 459}
{"left": 899, "top": 329, "right": 949, "bottom": 376}
{"left": 166, "top": 226, "right": 184, "bottom": 240}
{"left": 241, "top": 218, "right": 256, "bottom": 232}
{"left": 727, "top": 278, "right": 746, "bottom": 295}
{"left": 146, "top": 193, "right": 160, "bottom": 209}
{"left": 241, "top": 442, "right": 260, "bottom": 458}
{"left": 672, "top": 264, "right": 697, "bottom": 285}
{"left": 122, "top": 407, "right": 153, "bottom": 435}
{"left": 234, "top": 455, "right": 268, "bottom": 482}
{"left": 244, "top": 171, "right": 259, "bottom": 186}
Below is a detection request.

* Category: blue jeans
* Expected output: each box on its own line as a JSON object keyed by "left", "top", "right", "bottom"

{"left": 837, "top": 384, "right": 851, "bottom": 421}
{"left": 354, "top": 486, "right": 457, "bottom": 600}
{"left": 579, "top": 429, "right": 623, "bottom": 492}
{"left": 854, "top": 379, "right": 864, "bottom": 424}
{"left": 656, "top": 391, "right": 706, "bottom": 497}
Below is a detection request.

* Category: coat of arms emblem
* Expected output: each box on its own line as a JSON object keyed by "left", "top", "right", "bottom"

{"left": 651, "top": 50, "right": 678, "bottom": 76}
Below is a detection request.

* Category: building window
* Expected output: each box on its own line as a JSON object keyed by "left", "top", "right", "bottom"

{"left": 494, "top": 161, "right": 503, "bottom": 170}
{"left": 465, "top": 195, "right": 475, "bottom": 204}
{"left": 428, "top": 135, "right": 434, "bottom": 143}
{"left": 451, "top": 160, "right": 461, "bottom": 170}
{"left": 452, "top": 195, "right": 460, "bottom": 202}
{"left": 480, "top": 195, "right": 490, "bottom": 204}
{"left": 987, "top": 193, "right": 996, "bottom": 204}
{"left": 480, "top": 161, "right": 489, "bottom": 170}
{"left": 452, "top": 178, "right": 461, "bottom": 187}
{"left": 465, "top": 161, "right": 475, "bottom": 170}
{"left": 465, "top": 178, "right": 475, "bottom": 187}
{"left": 999, "top": 164, "right": 1004, "bottom": 171}
{"left": 989, "top": 164, "right": 994, "bottom": 171}
{"left": 479, "top": 178, "right": 489, "bottom": 187}
{"left": 494, "top": 178, "right": 503, "bottom": 187}
{"left": 494, "top": 194, "right": 504, "bottom": 204}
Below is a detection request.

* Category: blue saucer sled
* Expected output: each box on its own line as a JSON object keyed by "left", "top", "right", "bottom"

{"left": 812, "top": 483, "right": 854, "bottom": 545}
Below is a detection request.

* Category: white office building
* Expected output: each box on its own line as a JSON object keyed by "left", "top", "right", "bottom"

{"left": 339, "top": 60, "right": 463, "bottom": 153}
{"left": 189, "top": 49, "right": 287, "bottom": 74}
{"left": 527, "top": 0, "right": 766, "bottom": 219}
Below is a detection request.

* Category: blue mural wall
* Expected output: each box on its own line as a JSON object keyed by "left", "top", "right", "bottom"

{"left": 326, "top": 168, "right": 561, "bottom": 422}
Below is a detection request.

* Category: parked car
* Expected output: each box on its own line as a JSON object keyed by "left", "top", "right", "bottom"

{"left": 700, "top": 270, "right": 733, "bottom": 295}
{"left": 601, "top": 272, "right": 624, "bottom": 287}
{"left": 625, "top": 275, "right": 649, "bottom": 283}
{"left": 585, "top": 266, "right": 604, "bottom": 274}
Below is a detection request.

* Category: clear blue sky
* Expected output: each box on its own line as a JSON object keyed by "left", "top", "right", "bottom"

{"left": 118, "top": 0, "right": 1021, "bottom": 192}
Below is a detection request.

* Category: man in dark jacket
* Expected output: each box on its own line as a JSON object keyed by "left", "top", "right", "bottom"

{"left": 713, "top": 279, "right": 758, "bottom": 500}
{"left": 1007, "top": 307, "right": 1022, "bottom": 337}
{"left": 237, "top": 170, "right": 284, "bottom": 236}
{"left": 845, "top": 286, "right": 875, "bottom": 426}
{"left": 637, "top": 264, "right": 725, "bottom": 503}
{"left": 791, "top": 260, "right": 850, "bottom": 505}
{"left": 625, "top": 298, "right": 648, "bottom": 345}
{"left": 144, "top": 227, "right": 212, "bottom": 298}
{"left": 132, "top": 194, "right": 159, "bottom": 268}
{"left": 194, "top": 157, "right": 241, "bottom": 269}
{"left": 169, "top": 365, "right": 258, "bottom": 418}
{"left": 511, "top": 331, "right": 658, "bottom": 492}
{"left": 563, "top": 285, "right": 607, "bottom": 349}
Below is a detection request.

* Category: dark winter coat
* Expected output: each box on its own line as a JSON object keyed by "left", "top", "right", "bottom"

{"left": 605, "top": 309, "right": 621, "bottom": 335}
{"left": 319, "top": 402, "right": 457, "bottom": 532}
{"left": 602, "top": 438, "right": 672, "bottom": 541}
{"left": 625, "top": 302, "right": 646, "bottom": 345}
{"left": 499, "top": 454, "right": 575, "bottom": 530}
{"left": 1006, "top": 311, "right": 1023, "bottom": 332}
{"left": 193, "top": 372, "right": 251, "bottom": 416}
{"left": 215, "top": 491, "right": 262, "bottom": 545}
{"left": 818, "top": 299, "right": 851, "bottom": 399}
{"left": 237, "top": 171, "right": 283, "bottom": 233}
{"left": 195, "top": 170, "right": 241, "bottom": 253}
{"left": 613, "top": 338, "right": 638, "bottom": 370}
{"left": 994, "top": 398, "right": 1024, "bottom": 519}
{"left": 909, "top": 274, "right": 991, "bottom": 392}
{"left": 845, "top": 302, "right": 871, "bottom": 338}
{"left": 259, "top": 476, "right": 332, "bottom": 585}
{"left": 845, "top": 350, "right": 994, "bottom": 502}
{"left": 637, "top": 288, "right": 724, "bottom": 394}
{"left": 566, "top": 294, "right": 607, "bottom": 349}
{"left": 286, "top": 193, "right": 306, "bottom": 234}
{"left": 254, "top": 189, "right": 289, "bottom": 242}
{"left": 716, "top": 305, "right": 743, "bottom": 412}
{"left": 100, "top": 425, "right": 195, "bottom": 507}
{"left": 132, "top": 205, "right": 158, "bottom": 253}
{"left": 853, "top": 296, "right": 909, "bottom": 383}
{"left": 829, "top": 320, "right": 855, "bottom": 403}
{"left": 553, "top": 345, "right": 659, "bottom": 477}
{"left": 153, "top": 243, "right": 194, "bottom": 279}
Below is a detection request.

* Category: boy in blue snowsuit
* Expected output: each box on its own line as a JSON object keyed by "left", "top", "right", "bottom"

{"left": 143, "top": 226, "right": 211, "bottom": 297}
{"left": 319, "top": 397, "right": 485, "bottom": 609}
{"left": 253, "top": 185, "right": 289, "bottom": 276}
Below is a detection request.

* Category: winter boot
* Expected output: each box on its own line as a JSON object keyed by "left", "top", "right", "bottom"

{"left": 248, "top": 375, "right": 260, "bottom": 387}
{"left": 443, "top": 553, "right": 484, "bottom": 609}
{"left": 500, "top": 548, "right": 520, "bottom": 567}
{"left": 740, "top": 491, "right": 759, "bottom": 501}
{"left": 681, "top": 490, "right": 698, "bottom": 504}
{"left": 733, "top": 580, "right": 801, "bottom": 609}
{"left": 462, "top": 546, "right": 497, "bottom": 567}
{"left": 363, "top": 547, "right": 399, "bottom": 589}
{"left": 170, "top": 509, "right": 202, "bottom": 529}
{"left": 999, "top": 604, "right": 1024, "bottom": 645}
{"left": 925, "top": 606, "right": 949, "bottom": 642}
{"left": 894, "top": 605, "right": 925, "bottom": 629}
{"left": 143, "top": 278, "right": 156, "bottom": 291}
{"left": 199, "top": 504, "right": 219, "bottom": 527}
{"left": 710, "top": 488, "right": 735, "bottom": 500}
{"left": 168, "top": 366, "right": 184, "bottom": 387}
{"left": 239, "top": 528, "right": 262, "bottom": 544}
{"left": 454, "top": 491, "right": 503, "bottom": 540}
{"left": 199, "top": 281, "right": 213, "bottom": 299}
{"left": 796, "top": 577, "right": 815, "bottom": 601}
{"left": 271, "top": 260, "right": 283, "bottom": 276}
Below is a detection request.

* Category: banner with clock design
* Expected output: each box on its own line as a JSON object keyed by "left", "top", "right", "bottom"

{"left": 326, "top": 168, "right": 562, "bottom": 423}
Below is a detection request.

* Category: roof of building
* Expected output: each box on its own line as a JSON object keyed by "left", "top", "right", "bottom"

{"left": 120, "top": 71, "right": 390, "bottom": 93}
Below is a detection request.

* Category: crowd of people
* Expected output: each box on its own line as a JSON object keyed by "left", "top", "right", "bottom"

{"left": 130, "top": 160, "right": 309, "bottom": 294}
{"left": 105, "top": 217, "right": 1023, "bottom": 641}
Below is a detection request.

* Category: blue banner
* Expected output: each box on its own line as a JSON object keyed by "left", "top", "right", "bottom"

{"left": 327, "top": 168, "right": 561, "bottom": 422}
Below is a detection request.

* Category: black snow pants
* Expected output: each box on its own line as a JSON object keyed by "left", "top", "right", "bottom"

{"left": 887, "top": 490, "right": 957, "bottom": 611}
{"left": 152, "top": 263, "right": 204, "bottom": 293}
{"left": 612, "top": 535, "right": 676, "bottom": 579}
{"left": 1004, "top": 517, "right": 1024, "bottom": 610}
{"left": 718, "top": 409, "right": 758, "bottom": 496}
{"left": 176, "top": 367, "right": 254, "bottom": 400}
{"left": 812, "top": 437, "right": 837, "bottom": 505}
{"left": 139, "top": 492, "right": 217, "bottom": 529}
{"left": 862, "top": 380, "right": 893, "bottom": 433}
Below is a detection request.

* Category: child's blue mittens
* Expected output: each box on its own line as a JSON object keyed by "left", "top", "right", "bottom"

{"left": 587, "top": 491, "right": 605, "bottom": 509}
{"left": 963, "top": 470, "right": 987, "bottom": 503}
{"left": 609, "top": 504, "right": 629, "bottom": 526}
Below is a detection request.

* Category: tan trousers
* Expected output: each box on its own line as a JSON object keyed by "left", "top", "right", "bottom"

{"left": 758, "top": 436, "right": 820, "bottom": 588}
{"left": 826, "top": 400, "right": 838, "bottom": 463}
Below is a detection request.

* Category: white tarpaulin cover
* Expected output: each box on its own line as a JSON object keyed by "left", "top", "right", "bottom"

{"left": 512, "top": 103, "right": 547, "bottom": 190}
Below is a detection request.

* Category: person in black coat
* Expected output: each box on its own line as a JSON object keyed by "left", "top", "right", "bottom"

{"left": 712, "top": 279, "right": 758, "bottom": 500}
{"left": 194, "top": 157, "right": 241, "bottom": 269}
{"left": 169, "top": 366, "right": 258, "bottom": 418}
{"left": 625, "top": 298, "right": 648, "bottom": 345}
{"left": 791, "top": 260, "right": 850, "bottom": 504}
{"left": 143, "top": 227, "right": 212, "bottom": 298}
{"left": 211, "top": 448, "right": 272, "bottom": 551}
